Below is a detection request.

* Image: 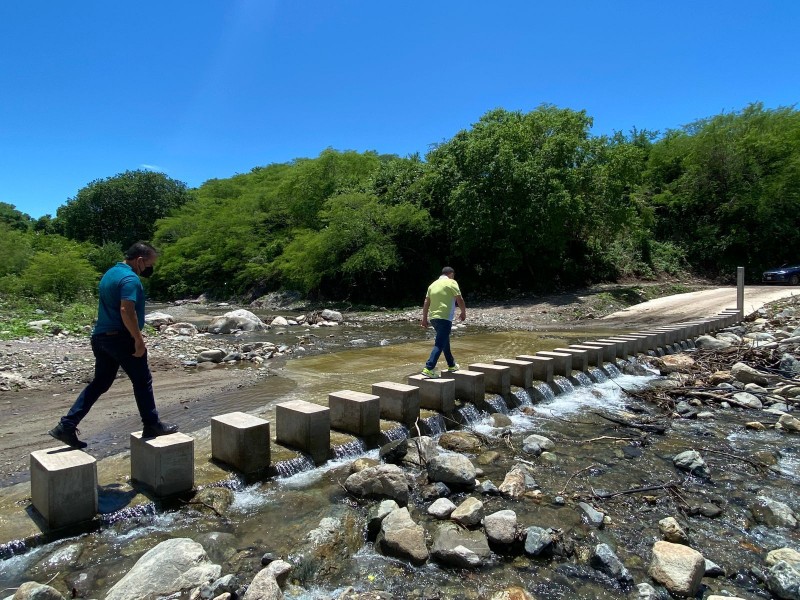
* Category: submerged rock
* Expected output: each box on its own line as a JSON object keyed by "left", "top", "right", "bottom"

{"left": 577, "top": 502, "right": 605, "bottom": 528}
{"left": 11, "top": 582, "right": 65, "bottom": 600}
{"left": 430, "top": 522, "right": 491, "bottom": 568}
{"left": 751, "top": 495, "right": 798, "bottom": 528}
{"left": 672, "top": 450, "right": 708, "bottom": 476}
{"left": 766, "top": 560, "right": 800, "bottom": 600}
{"left": 523, "top": 526, "right": 553, "bottom": 556}
{"left": 375, "top": 507, "right": 429, "bottom": 565}
{"left": 590, "top": 543, "right": 633, "bottom": 584}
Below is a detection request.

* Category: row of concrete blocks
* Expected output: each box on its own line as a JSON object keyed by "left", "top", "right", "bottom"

{"left": 30, "top": 309, "right": 742, "bottom": 529}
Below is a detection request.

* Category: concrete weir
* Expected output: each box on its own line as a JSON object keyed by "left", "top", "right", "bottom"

{"left": 26, "top": 307, "right": 742, "bottom": 531}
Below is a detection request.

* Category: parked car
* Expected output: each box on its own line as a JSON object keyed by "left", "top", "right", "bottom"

{"left": 762, "top": 263, "right": 800, "bottom": 285}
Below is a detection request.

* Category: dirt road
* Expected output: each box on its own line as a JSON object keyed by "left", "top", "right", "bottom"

{"left": 601, "top": 285, "right": 799, "bottom": 325}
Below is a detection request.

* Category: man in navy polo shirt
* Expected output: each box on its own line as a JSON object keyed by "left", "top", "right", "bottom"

{"left": 49, "top": 242, "right": 178, "bottom": 448}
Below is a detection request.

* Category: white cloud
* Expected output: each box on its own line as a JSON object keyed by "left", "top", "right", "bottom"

{"left": 139, "top": 164, "right": 165, "bottom": 172}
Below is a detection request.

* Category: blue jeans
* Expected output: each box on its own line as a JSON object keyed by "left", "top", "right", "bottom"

{"left": 61, "top": 333, "right": 160, "bottom": 428}
{"left": 425, "top": 319, "right": 455, "bottom": 370}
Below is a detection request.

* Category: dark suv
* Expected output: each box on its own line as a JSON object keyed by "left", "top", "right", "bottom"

{"left": 762, "top": 263, "right": 800, "bottom": 285}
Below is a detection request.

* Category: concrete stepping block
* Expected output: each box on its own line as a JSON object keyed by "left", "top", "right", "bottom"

{"left": 554, "top": 348, "right": 589, "bottom": 372}
{"left": 211, "top": 411, "right": 271, "bottom": 474}
{"left": 276, "top": 400, "right": 330, "bottom": 465}
{"left": 468, "top": 363, "right": 511, "bottom": 395}
{"left": 131, "top": 432, "right": 194, "bottom": 496}
{"left": 440, "top": 369, "right": 485, "bottom": 403}
{"left": 516, "top": 355, "right": 554, "bottom": 383}
{"left": 372, "top": 381, "right": 420, "bottom": 425}
{"left": 31, "top": 447, "right": 97, "bottom": 529}
{"left": 594, "top": 338, "right": 633, "bottom": 358}
{"left": 534, "top": 351, "right": 572, "bottom": 377}
{"left": 329, "top": 390, "right": 381, "bottom": 438}
{"left": 613, "top": 334, "right": 649, "bottom": 354}
{"left": 493, "top": 358, "right": 534, "bottom": 388}
{"left": 578, "top": 341, "right": 618, "bottom": 363}
{"left": 408, "top": 375, "right": 455, "bottom": 413}
{"left": 568, "top": 345, "right": 604, "bottom": 367}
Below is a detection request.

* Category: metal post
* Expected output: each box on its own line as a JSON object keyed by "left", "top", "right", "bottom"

{"left": 737, "top": 266, "right": 744, "bottom": 317}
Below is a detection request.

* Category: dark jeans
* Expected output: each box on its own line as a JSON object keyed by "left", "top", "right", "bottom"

{"left": 425, "top": 318, "right": 455, "bottom": 370}
{"left": 61, "top": 333, "right": 159, "bottom": 429}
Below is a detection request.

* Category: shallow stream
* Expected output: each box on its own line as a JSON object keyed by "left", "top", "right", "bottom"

{"left": 1, "top": 325, "right": 798, "bottom": 599}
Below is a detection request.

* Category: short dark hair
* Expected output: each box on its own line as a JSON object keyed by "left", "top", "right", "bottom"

{"left": 441, "top": 266, "right": 455, "bottom": 276}
{"left": 125, "top": 241, "right": 158, "bottom": 260}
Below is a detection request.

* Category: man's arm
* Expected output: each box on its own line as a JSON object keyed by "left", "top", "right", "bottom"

{"left": 421, "top": 296, "right": 431, "bottom": 328}
{"left": 455, "top": 295, "right": 466, "bottom": 322}
{"left": 120, "top": 300, "right": 146, "bottom": 357}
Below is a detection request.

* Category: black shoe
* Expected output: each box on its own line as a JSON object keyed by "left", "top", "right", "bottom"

{"left": 142, "top": 421, "right": 179, "bottom": 438}
{"left": 49, "top": 424, "right": 88, "bottom": 449}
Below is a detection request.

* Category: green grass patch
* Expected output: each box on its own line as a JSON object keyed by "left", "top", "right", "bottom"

{"left": 0, "top": 293, "right": 96, "bottom": 340}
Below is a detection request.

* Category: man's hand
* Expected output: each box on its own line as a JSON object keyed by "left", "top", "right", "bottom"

{"left": 458, "top": 309, "right": 466, "bottom": 322}
{"left": 133, "top": 337, "right": 146, "bottom": 357}
{"left": 421, "top": 318, "right": 429, "bottom": 328}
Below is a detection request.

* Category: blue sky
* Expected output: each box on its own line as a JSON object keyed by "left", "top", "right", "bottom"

{"left": 2, "top": 1, "right": 798, "bottom": 219}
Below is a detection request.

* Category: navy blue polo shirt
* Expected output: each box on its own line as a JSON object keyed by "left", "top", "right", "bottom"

{"left": 93, "top": 262, "right": 145, "bottom": 335}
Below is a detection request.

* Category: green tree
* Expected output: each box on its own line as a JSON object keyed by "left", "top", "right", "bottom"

{"left": 0, "top": 223, "right": 33, "bottom": 276}
{"left": 17, "top": 249, "right": 99, "bottom": 301}
{"left": 56, "top": 170, "right": 191, "bottom": 249}
{"left": 0, "top": 202, "right": 32, "bottom": 232}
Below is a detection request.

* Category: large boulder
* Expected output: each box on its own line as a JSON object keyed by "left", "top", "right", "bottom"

{"left": 105, "top": 538, "right": 221, "bottom": 600}
{"left": 767, "top": 560, "right": 800, "bottom": 600}
{"left": 654, "top": 354, "right": 696, "bottom": 374}
{"left": 145, "top": 311, "right": 175, "bottom": 328}
{"left": 430, "top": 522, "right": 491, "bottom": 568}
{"left": 648, "top": 541, "right": 705, "bottom": 597}
{"left": 403, "top": 436, "right": 440, "bottom": 467}
{"left": 11, "top": 582, "right": 65, "bottom": 600}
{"left": 439, "top": 431, "right": 482, "bottom": 453}
{"left": 375, "top": 507, "right": 429, "bottom": 565}
{"left": 484, "top": 509, "right": 517, "bottom": 545}
{"left": 344, "top": 464, "right": 409, "bottom": 505}
{"left": 427, "top": 453, "right": 476, "bottom": 487}
{"left": 731, "top": 362, "right": 770, "bottom": 386}
{"left": 242, "top": 567, "right": 283, "bottom": 600}
{"left": 208, "top": 309, "right": 266, "bottom": 334}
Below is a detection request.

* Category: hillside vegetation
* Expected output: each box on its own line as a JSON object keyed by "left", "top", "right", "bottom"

{"left": 2, "top": 103, "right": 798, "bottom": 308}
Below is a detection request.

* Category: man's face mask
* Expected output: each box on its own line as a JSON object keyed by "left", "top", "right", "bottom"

{"left": 138, "top": 257, "right": 154, "bottom": 278}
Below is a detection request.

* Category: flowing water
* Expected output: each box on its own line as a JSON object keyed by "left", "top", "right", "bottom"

{"left": 1, "top": 325, "right": 798, "bottom": 599}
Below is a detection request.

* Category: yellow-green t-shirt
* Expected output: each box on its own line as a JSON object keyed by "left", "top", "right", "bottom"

{"left": 426, "top": 276, "right": 462, "bottom": 320}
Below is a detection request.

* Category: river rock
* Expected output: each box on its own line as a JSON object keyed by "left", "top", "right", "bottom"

{"left": 695, "top": 335, "right": 731, "bottom": 350}
{"left": 198, "top": 349, "right": 227, "bottom": 363}
{"left": 708, "top": 370, "right": 733, "bottom": 384}
{"left": 655, "top": 354, "right": 695, "bottom": 374}
{"left": 375, "top": 507, "right": 429, "bottom": 565}
{"left": 145, "top": 311, "right": 175, "bottom": 328}
{"left": 428, "top": 497, "right": 456, "bottom": 519}
{"left": 767, "top": 560, "right": 800, "bottom": 600}
{"left": 265, "top": 560, "right": 291, "bottom": 587}
{"left": 521, "top": 434, "right": 554, "bottom": 456}
{"left": 731, "top": 362, "right": 769, "bottom": 385}
{"left": 492, "top": 413, "right": 513, "bottom": 427}
{"left": 489, "top": 587, "right": 535, "bottom": 600}
{"left": 208, "top": 309, "right": 266, "bottom": 334}
{"left": 778, "top": 414, "right": 800, "bottom": 433}
{"left": 270, "top": 316, "right": 289, "bottom": 327}
{"left": 105, "top": 538, "right": 221, "bottom": 600}
{"left": 648, "top": 540, "right": 705, "bottom": 597}
{"left": 590, "top": 543, "right": 633, "bottom": 584}
{"left": 767, "top": 548, "right": 800, "bottom": 568}
{"left": 320, "top": 309, "right": 343, "bottom": 322}
{"left": 439, "top": 431, "right": 482, "bottom": 453}
{"left": 430, "top": 522, "right": 491, "bottom": 568}
{"left": 498, "top": 463, "right": 536, "bottom": 498}
{"left": 344, "top": 464, "right": 409, "bottom": 504}
{"left": 367, "top": 499, "right": 400, "bottom": 539}
{"left": 164, "top": 322, "right": 199, "bottom": 336}
{"left": 11, "top": 582, "right": 65, "bottom": 600}
{"left": 200, "top": 574, "right": 241, "bottom": 599}
{"left": 427, "top": 453, "right": 476, "bottom": 487}
{"left": 717, "top": 331, "right": 742, "bottom": 343}
{"left": 730, "top": 391, "right": 763, "bottom": 409}
{"left": 751, "top": 495, "right": 798, "bottom": 528}
{"left": 523, "top": 526, "right": 553, "bottom": 556}
{"left": 242, "top": 567, "right": 282, "bottom": 600}
{"left": 577, "top": 502, "right": 605, "bottom": 528}
{"left": 636, "top": 582, "right": 669, "bottom": 599}
{"left": 658, "top": 517, "right": 688, "bottom": 544}
{"left": 484, "top": 509, "right": 517, "bottom": 545}
{"left": 450, "top": 496, "right": 484, "bottom": 528}
{"left": 480, "top": 479, "right": 500, "bottom": 495}
{"left": 195, "top": 532, "right": 238, "bottom": 564}
{"left": 379, "top": 439, "right": 408, "bottom": 464}
{"left": 403, "top": 436, "right": 439, "bottom": 467}
{"left": 672, "top": 450, "right": 708, "bottom": 475}
{"left": 193, "top": 487, "right": 235, "bottom": 516}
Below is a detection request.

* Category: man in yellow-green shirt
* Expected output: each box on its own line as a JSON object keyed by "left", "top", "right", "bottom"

{"left": 421, "top": 266, "right": 466, "bottom": 377}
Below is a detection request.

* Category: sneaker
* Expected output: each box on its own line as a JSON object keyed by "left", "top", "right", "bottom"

{"left": 48, "top": 423, "right": 88, "bottom": 449}
{"left": 446, "top": 363, "right": 460, "bottom": 372}
{"left": 421, "top": 367, "right": 439, "bottom": 378}
{"left": 142, "top": 421, "right": 179, "bottom": 438}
